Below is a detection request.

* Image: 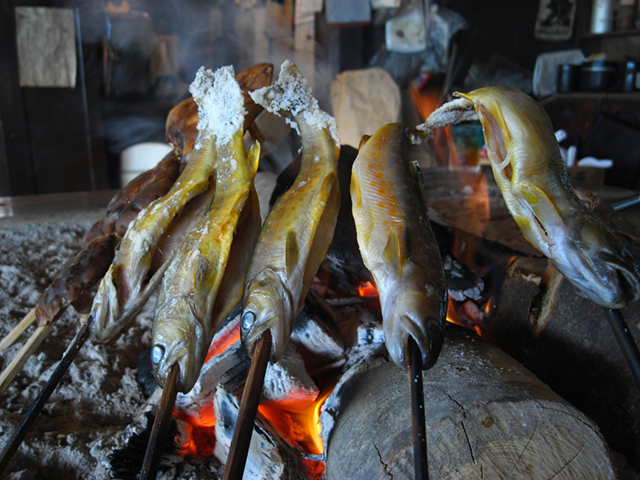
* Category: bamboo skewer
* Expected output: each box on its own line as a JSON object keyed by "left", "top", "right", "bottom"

{"left": 409, "top": 336, "right": 429, "bottom": 480}
{"left": 0, "top": 318, "right": 92, "bottom": 475}
{"left": 0, "top": 308, "right": 37, "bottom": 350}
{"left": 0, "top": 323, "right": 54, "bottom": 397}
{"left": 605, "top": 308, "right": 640, "bottom": 390}
{"left": 139, "top": 363, "right": 180, "bottom": 480}
{"left": 222, "top": 329, "right": 272, "bottom": 480}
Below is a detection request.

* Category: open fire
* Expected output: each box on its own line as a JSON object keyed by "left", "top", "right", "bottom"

{"left": 2, "top": 62, "right": 640, "bottom": 480}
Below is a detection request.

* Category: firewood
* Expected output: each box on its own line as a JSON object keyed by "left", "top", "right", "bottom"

{"left": 323, "top": 326, "right": 616, "bottom": 479}
{"left": 484, "top": 255, "right": 640, "bottom": 469}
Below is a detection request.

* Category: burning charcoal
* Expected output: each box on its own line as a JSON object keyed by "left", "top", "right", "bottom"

{"left": 212, "top": 386, "right": 286, "bottom": 478}
{"left": 442, "top": 251, "right": 484, "bottom": 301}
{"left": 136, "top": 347, "right": 158, "bottom": 397}
{"left": 109, "top": 412, "right": 178, "bottom": 480}
{"left": 355, "top": 320, "right": 385, "bottom": 348}
{"left": 174, "top": 317, "right": 251, "bottom": 421}
{"left": 3, "top": 471, "right": 35, "bottom": 480}
{"left": 262, "top": 342, "right": 319, "bottom": 405}
{"left": 290, "top": 311, "right": 345, "bottom": 373}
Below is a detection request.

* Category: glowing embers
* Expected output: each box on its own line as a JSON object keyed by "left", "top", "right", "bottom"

{"left": 168, "top": 307, "right": 345, "bottom": 476}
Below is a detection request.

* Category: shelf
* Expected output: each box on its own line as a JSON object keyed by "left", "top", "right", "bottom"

{"left": 579, "top": 29, "right": 640, "bottom": 41}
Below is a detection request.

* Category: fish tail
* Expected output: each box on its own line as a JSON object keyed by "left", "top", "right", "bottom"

{"left": 249, "top": 60, "right": 314, "bottom": 119}
{"left": 250, "top": 60, "right": 339, "bottom": 143}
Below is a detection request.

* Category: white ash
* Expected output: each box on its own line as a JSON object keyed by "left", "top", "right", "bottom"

{"left": 290, "top": 311, "right": 345, "bottom": 372}
{"left": 0, "top": 220, "right": 157, "bottom": 479}
{"left": 213, "top": 385, "right": 286, "bottom": 479}
{"left": 262, "top": 342, "right": 318, "bottom": 405}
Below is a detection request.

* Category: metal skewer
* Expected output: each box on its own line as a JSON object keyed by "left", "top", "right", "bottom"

{"left": 139, "top": 363, "right": 180, "bottom": 480}
{"left": 0, "top": 317, "right": 92, "bottom": 475}
{"left": 409, "top": 336, "right": 429, "bottom": 480}
{"left": 605, "top": 308, "right": 640, "bottom": 389}
{"left": 222, "top": 329, "right": 272, "bottom": 480}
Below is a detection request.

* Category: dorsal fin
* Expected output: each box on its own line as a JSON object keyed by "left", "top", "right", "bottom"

{"left": 247, "top": 141, "right": 261, "bottom": 175}
{"left": 383, "top": 229, "right": 402, "bottom": 277}
{"left": 359, "top": 135, "right": 371, "bottom": 150}
{"left": 286, "top": 230, "right": 299, "bottom": 277}
{"left": 351, "top": 172, "right": 362, "bottom": 207}
{"left": 410, "top": 160, "right": 430, "bottom": 213}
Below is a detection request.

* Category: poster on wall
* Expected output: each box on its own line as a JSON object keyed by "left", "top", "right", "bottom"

{"left": 534, "top": 0, "right": 576, "bottom": 41}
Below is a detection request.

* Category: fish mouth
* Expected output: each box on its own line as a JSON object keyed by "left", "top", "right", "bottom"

{"left": 597, "top": 250, "right": 640, "bottom": 307}
{"left": 557, "top": 245, "right": 640, "bottom": 309}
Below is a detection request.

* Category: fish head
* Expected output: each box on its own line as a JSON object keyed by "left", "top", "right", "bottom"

{"left": 550, "top": 211, "right": 640, "bottom": 308}
{"left": 241, "top": 268, "right": 293, "bottom": 362}
{"left": 151, "top": 297, "right": 203, "bottom": 393}
{"left": 382, "top": 283, "right": 447, "bottom": 371}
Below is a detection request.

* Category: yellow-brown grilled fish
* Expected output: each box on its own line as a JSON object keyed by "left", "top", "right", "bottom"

{"left": 351, "top": 123, "right": 447, "bottom": 369}
{"left": 151, "top": 66, "right": 261, "bottom": 393}
{"left": 421, "top": 87, "right": 640, "bottom": 308}
{"left": 241, "top": 60, "right": 340, "bottom": 362}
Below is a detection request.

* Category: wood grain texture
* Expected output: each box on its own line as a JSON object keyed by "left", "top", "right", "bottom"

{"left": 325, "top": 326, "right": 615, "bottom": 480}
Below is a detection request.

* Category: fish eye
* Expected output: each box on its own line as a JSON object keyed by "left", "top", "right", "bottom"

{"left": 151, "top": 344, "right": 165, "bottom": 364}
{"left": 241, "top": 311, "right": 256, "bottom": 333}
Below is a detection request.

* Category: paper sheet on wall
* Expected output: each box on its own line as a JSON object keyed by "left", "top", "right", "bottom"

{"left": 16, "top": 7, "right": 77, "bottom": 88}
{"left": 330, "top": 68, "right": 401, "bottom": 149}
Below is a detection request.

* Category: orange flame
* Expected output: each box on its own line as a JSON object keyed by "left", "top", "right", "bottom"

{"left": 358, "top": 281, "right": 378, "bottom": 297}
{"left": 258, "top": 382, "right": 333, "bottom": 455}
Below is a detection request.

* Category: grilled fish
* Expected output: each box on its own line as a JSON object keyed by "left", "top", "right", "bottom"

{"left": 241, "top": 60, "right": 340, "bottom": 362}
{"left": 351, "top": 123, "right": 447, "bottom": 369}
{"left": 91, "top": 65, "right": 272, "bottom": 343}
{"left": 151, "top": 66, "right": 262, "bottom": 393}
{"left": 422, "top": 87, "right": 640, "bottom": 308}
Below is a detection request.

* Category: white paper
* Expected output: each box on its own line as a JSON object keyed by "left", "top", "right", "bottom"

{"left": 15, "top": 7, "right": 77, "bottom": 88}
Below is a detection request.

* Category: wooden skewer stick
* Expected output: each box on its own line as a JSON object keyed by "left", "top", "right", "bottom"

{"left": 139, "top": 363, "right": 180, "bottom": 480}
{"left": 0, "top": 308, "right": 37, "bottom": 350}
{"left": 222, "top": 329, "right": 272, "bottom": 480}
{"left": 605, "top": 308, "right": 640, "bottom": 390}
{"left": 409, "top": 336, "right": 429, "bottom": 480}
{"left": 0, "top": 317, "right": 92, "bottom": 475}
{"left": 0, "top": 323, "right": 54, "bottom": 397}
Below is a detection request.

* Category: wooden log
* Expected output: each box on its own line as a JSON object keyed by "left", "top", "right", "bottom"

{"left": 323, "top": 326, "right": 616, "bottom": 480}
{"left": 483, "top": 256, "right": 640, "bottom": 469}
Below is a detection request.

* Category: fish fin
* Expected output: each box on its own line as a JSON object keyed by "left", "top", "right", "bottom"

{"left": 516, "top": 182, "right": 564, "bottom": 229}
{"left": 383, "top": 229, "right": 403, "bottom": 277}
{"left": 286, "top": 230, "right": 300, "bottom": 278}
{"left": 351, "top": 172, "right": 362, "bottom": 207}
{"left": 300, "top": 173, "right": 340, "bottom": 308}
{"left": 212, "top": 188, "right": 261, "bottom": 328}
{"left": 359, "top": 135, "right": 371, "bottom": 150}
{"left": 410, "top": 160, "right": 430, "bottom": 213}
{"left": 247, "top": 141, "right": 261, "bottom": 175}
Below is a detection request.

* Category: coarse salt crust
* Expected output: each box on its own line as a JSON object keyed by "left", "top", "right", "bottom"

{"left": 250, "top": 60, "right": 339, "bottom": 145}
{"left": 189, "top": 65, "right": 246, "bottom": 150}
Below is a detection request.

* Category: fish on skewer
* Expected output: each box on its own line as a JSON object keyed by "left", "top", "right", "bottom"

{"left": 151, "top": 66, "right": 262, "bottom": 393}
{"left": 91, "top": 66, "right": 273, "bottom": 343}
{"left": 241, "top": 60, "right": 341, "bottom": 362}
{"left": 351, "top": 123, "right": 447, "bottom": 370}
{"left": 1, "top": 63, "right": 274, "bottom": 349}
{"left": 419, "top": 86, "right": 640, "bottom": 309}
